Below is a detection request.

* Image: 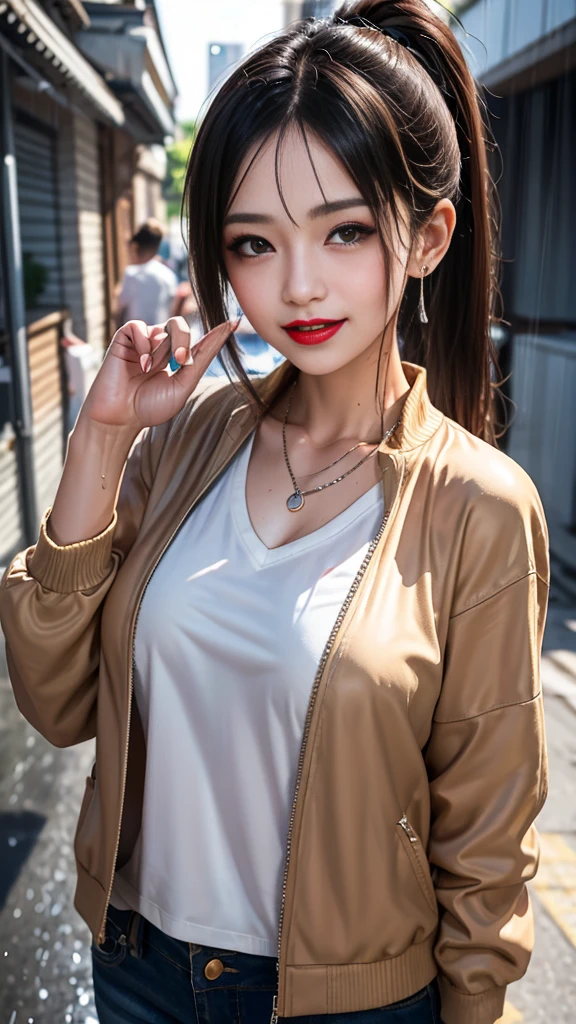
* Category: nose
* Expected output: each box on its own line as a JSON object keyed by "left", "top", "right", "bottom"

{"left": 281, "top": 244, "right": 328, "bottom": 308}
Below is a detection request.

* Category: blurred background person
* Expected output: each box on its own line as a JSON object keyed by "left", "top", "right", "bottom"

{"left": 115, "top": 219, "right": 179, "bottom": 330}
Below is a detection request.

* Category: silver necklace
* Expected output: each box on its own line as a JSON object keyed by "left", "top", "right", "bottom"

{"left": 282, "top": 381, "right": 401, "bottom": 513}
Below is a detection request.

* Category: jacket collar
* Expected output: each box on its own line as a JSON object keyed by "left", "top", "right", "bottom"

{"left": 224, "top": 359, "right": 443, "bottom": 454}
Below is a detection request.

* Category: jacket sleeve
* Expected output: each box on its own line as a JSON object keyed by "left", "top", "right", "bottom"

{"left": 0, "top": 419, "right": 171, "bottom": 749}
{"left": 424, "top": 486, "right": 550, "bottom": 1024}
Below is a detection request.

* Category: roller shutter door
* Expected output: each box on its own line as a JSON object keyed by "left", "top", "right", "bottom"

{"left": 14, "top": 118, "right": 63, "bottom": 314}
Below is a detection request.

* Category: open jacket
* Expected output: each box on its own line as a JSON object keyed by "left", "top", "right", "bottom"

{"left": 0, "top": 361, "right": 549, "bottom": 1024}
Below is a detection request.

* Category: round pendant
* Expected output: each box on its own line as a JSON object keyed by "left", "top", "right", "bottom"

{"left": 286, "top": 491, "right": 305, "bottom": 513}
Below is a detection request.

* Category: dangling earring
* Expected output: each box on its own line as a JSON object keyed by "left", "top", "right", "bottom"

{"left": 419, "top": 265, "right": 428, "bottom": 324}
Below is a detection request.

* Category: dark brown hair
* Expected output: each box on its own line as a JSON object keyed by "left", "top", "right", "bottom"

{"left": 183, "top": 0, "right": 501, "bottom": 442}
{"left": 131, "top": 218, "right": 164, "bottom": 255}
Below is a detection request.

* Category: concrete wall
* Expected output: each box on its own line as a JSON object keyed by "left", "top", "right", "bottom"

{"left": 507, "top": 333, "right": 576, "bottom": 528}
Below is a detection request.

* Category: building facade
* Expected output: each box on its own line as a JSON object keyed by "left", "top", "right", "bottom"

{"left": 0, "top": 0, "right": 176, "bottom": 565}
{"left": 283, "top": 1, "right": 337, "bottom": 27}
{"left": 456, "top": 0, "right": 576, "bottom": 598}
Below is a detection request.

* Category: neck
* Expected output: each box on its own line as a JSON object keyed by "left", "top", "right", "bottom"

{"left": 133, "top": 251, "right": 157, "bottom": 265}
{"left": 280, "top": 330, "right": 411, "bottom": 446}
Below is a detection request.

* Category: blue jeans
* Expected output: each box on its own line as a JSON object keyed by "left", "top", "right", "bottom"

{"left": 91, "top": 903, "right": 442, "bottom": 1024}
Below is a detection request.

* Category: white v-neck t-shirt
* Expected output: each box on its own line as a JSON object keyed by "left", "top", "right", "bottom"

{"left": 110, "top": 429, "right": 384, "bottom": 956}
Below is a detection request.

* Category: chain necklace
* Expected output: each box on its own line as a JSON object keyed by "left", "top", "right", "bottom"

{"left": 282, "top": 380, "right": 401, "bottom": 513}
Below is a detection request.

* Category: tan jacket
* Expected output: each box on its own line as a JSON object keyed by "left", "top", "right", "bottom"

{"left": 0, "top": 361, "right": 549, "bottom": 1024}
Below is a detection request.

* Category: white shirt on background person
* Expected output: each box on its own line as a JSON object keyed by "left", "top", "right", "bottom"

{"left": 118, "top": 258, "right": 178, "bottom": 326}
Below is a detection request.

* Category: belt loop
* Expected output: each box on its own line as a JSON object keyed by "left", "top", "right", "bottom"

{"left": 128, "top": 910, "right": 145, "bottom": 958}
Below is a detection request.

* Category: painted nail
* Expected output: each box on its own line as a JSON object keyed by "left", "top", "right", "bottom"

{"left": 169, "top": 354, "right": 181, "bottom": 372}
{"left": 140, "top": 354, "right": 152, "bottom": 373}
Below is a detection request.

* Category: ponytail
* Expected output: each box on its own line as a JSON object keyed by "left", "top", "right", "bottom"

{"left": 336, "top": 1, "right": 501, "bottom": 442}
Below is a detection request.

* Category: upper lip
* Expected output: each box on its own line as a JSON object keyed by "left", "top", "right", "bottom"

{"left": 281, "top": 318, "right": 345, "bottom": 328}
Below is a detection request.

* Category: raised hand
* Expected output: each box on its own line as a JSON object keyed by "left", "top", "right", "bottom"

{"left": 81, "top": 316, "right": 239, "bottom": 433}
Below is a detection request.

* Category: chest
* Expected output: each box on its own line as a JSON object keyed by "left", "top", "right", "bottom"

{"left": 245, "top": 417, "right": 383, "bottom": 549}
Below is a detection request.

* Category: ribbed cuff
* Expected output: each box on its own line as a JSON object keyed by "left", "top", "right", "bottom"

{"left": 438, "top": 976, "right": 507, "bottom": 1024}
{"left": 26, "top": 506, "right": 118, "bottom": 593}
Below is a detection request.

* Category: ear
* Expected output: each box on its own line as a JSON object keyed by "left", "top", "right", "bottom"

{"left": 406, "top": 199, "right": 456, "bottom": 279}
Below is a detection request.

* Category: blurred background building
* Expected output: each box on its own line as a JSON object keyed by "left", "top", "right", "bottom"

{"left": 283, "top": 0, "right": 336, "bottom": 22}
{"left": 208, "top": 41, "right": 244, "bottom": 91}
{"left": 455, "top": 0, "right": 576, "bottom": 600}
{"left": 0, "top": 0, "right": 176, "bottom": 565}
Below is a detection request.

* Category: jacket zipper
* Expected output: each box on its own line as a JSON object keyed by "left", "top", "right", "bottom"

{"left": 270, "top": 456, "right": 405, "bottom": 1023}
{"left": 398, "top": 815, "right": 418, "bottom": 843}
{"left": 97, "top": 438, "right": 404, "bottom": 1012}
{"left": 97, "top": 440, "right": 251, "bottom": 945}
{"left": 396, "top": 815, "right": 437, "bottom": 913}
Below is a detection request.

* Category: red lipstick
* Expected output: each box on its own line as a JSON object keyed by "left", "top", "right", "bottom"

{"left": 281, "top": 318, "right": 346, "bottom": 345}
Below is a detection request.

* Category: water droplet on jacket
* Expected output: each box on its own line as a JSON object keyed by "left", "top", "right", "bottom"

{"left": 72, "top": 952, "right": 81, "bottom": 964}
{"left": 38, "top": 989, "right": 48, "bottom": 1000}
{"left": 13, "top": 908, "right": 21, "bottom": 918}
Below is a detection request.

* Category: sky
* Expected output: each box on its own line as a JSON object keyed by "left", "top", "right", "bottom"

{"left": 154, "top": 1, "right": 460, "bottom": 126}
{"left": 155, "top": 0, "right": 285, "bottom": 124}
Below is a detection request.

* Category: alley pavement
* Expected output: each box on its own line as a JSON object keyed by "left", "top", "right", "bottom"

{"left": 1, "top": 586, "right": 575, "bottom": 1024}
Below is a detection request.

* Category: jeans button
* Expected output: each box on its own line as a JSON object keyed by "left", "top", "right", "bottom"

{"left": 204, "top": 958, "right": 224, "bottom": 980}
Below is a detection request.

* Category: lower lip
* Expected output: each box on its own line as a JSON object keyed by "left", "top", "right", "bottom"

{"left": 282, "top": 320, "right": 346, "bottom": 345}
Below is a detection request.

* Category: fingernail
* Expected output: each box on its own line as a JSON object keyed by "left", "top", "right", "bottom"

{"left": 169, "top": 354, "right": 181, "bottom": 372}
{"left": 230, "top": 317, "right": 241, "bottom": 331}
{"left": 140, "top": 354, "right": 152, "bottom": 373}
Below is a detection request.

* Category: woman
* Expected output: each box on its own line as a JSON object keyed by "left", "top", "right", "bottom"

{"left": 0, "top": 2, "right": 549, "bottom": 1023}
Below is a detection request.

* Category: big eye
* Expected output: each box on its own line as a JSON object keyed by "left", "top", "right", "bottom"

{"left": 227, "top": 235, "right": 273, "bottom": 258}
{"left": 334, "top": 225, "right": 360, "bottom": 244}
{"left": 328, "top": 223, "right": 376, "bottom": 246}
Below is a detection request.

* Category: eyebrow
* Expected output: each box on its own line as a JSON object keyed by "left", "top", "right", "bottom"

{"left": 223, "top": 197, "right": 370, "bottom": 226}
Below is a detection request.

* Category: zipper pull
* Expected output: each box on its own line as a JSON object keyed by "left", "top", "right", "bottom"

{"left": 270, "top": 994, "right": 278, "bottom": 1024}
{"left": 399, "top": 814, "right": 418, "bottom": 843}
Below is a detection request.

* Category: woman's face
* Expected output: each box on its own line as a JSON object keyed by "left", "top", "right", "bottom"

{"left": 222, "top": 127, "right": 411, "bottom": 376}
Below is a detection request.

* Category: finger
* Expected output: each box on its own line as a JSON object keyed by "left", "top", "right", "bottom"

{"left": 149, "top": 322, "right": 169, "bottom": 345}
{"left": 164, "top": 315, "right": 193, "bottom": 368}
{"left": 171, "top": 318, "right": 239, "bottom": 390}
{"left": 148, "top": 331, "right": 171, "bottom": 369}
{"left": 169, "top": 318, "right": 240, "bottom": 374}
{"left": 112, "top": 320, "right": 155, "bottom": 366}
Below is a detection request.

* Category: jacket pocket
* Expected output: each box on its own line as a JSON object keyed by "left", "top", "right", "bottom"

{"left": 395, "top": 814, "right": 437, "bottom": 914}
